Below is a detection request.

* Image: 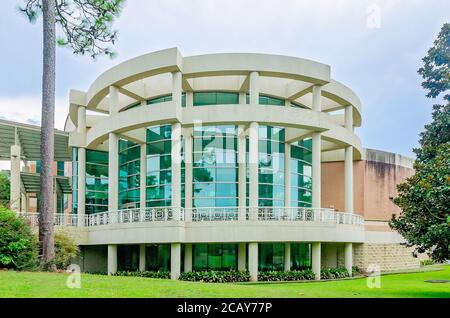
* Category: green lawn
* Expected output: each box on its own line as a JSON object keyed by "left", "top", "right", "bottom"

{"left": 0, "top": 266, "right": 449, "bottom": 298}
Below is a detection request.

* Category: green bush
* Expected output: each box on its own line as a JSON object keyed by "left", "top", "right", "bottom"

{"left": 352, "top": 266, "right": 361, "bottom": 275}
{"left": 420, "top": 259, "right": 435, "bottom": 266}
{"left": 0, "top": 206, "right": 39, "bottom": 270}
{"left": 258, "top": 269, "right": 315, "bottom": 281}
{"left": 52, "top": 231, "right": 79, "bottom": 270}
{"left": 179, "top": 270, "right": 250, "bottom": 283}
{"left": 113, "top": 270, "right": 171, "bottom": 279}
{"left": 320, "top": 267, "right": 350, "bottom": 279}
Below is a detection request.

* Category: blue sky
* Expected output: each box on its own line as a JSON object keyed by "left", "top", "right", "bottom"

{"left": 0, "top": 0, "right": 449, "bottom": 159}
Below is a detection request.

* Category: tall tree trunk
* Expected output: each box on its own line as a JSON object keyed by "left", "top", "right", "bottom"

{"left": 39, "top": 0, "right": 56, "bottom": 267}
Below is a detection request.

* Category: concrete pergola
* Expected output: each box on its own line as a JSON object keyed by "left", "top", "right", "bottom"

{"left": 0, "top": 119, "right": 71, "bottom": 212}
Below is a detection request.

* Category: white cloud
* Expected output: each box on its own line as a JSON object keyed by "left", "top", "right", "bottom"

{"left": 0, "top": 96, "right": 68, "bottom": 130}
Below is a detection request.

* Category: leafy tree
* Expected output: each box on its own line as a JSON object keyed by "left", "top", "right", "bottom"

{"left": 0, "top": 172, "right": 10, "bottom": 206}
{"left": 19, "top": 0, "right": 125, "bottom": 267}
{"left": 390, "top": 23, "right": 450, "bottom": 262}
{"left": 0, "top": 206, "right": 39, "bottom": 270}
{"left": 418, "top": 23, "right": 450, "bottom": 102}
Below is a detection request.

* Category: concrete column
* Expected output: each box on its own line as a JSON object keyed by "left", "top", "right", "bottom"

{"left": 77, "top": 147, "right": 86, "bottom": 225}
{"left": 140, "top": 143, "right": 147, "bottom": 208}
{"left": 311, "top": 132, "right": 321, "bottom": 209}
{"left": 109, "top": 86, "right": 119, "bottom": 114}
{"left": 237, "top": 125, "right": 247, "bottom": 221}
{"left": 184, "top": 130, "right": 193, "bottom": 213}
{"left": 239, "top": 92, "right": 246, "bottom": 105}
{"left": 312, "top": 242, "right": 321, "bottom": 280}
{"left": 186, "top": 92, "right": 194, "bottom": 108}
{"left": 238, "top": 243, "right": 246, "bottom": 271}
{"left": 172, "top": 71, "right": 183, "bottom": 107}
{"left": 284, "top": 100, "right": 291, "bottom": 107}
{"left": 170, "top": 243, "right": 181, "bottom": 280}
{"left": 184, "top": 243, "right": 192, "bottom": 272}
{"left": 345, "top": 243, "right": 353, "bottom": 277}
{"left": 249, "top": 72, "right": 259, "bottom": 105}
{"left": 139, "top": 244, "right": 146, "bottom": 272}
{"left": 248, "top": 122, "right": 259, "bottom": 220}
{"left": 284, "top": 142, "right": 291, "bottom": 208}
{"left": 10, "top": 145, "right": 21, "bottom": 212}
{"left": 107, "top": 244, "right": 118, "bottom": 275}
{"left": 284, "top": 243, "right": 291, "bottom": 271}
{"left": 345, "top": 105, "right": 353, "bottom": 131}
{"left": 312, "top": 85, "right": 322, "bottom": 112}
{"left": 248, "top": 242, "right": 258, "bottom": 282}
{"left": 77, "top": 105, "right": 86, "bottom": 133}
{"left": 108, "top": 132, "right": 119, "bottom": 211}
{"left": 345, "top": 146, "right": 354, "bottom": 214}
{"left": 171, "top": 123, "right": 182, "bottom": 219}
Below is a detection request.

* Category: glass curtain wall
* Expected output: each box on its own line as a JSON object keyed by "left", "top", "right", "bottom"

{"left": 85, "top": 149, "right": 109, "bottom": 214}
{"left": 119, "top": 139, "right": 141, "bottom": 209}
{"left": 193, "top": 243, "right": 238, "bottom": 271}
{"left": 290, "top": 139, "right": 313, "bottom": 207}
{"left": 193, "top": 92, "right": 239, "bottom": 106}
{"left": 258, "top": 243, "right": 285, "bottom": 271}
{"left": 291, "top": 243, "right": 312, "bottom": 270}
{"left": 192, "top": 125, "right": 238, "bottom": 208}
{"left": 246, "top": 94, "right": 285, "bottom": 106}
{"left": 145, "top": 244, "right": 171, "bottom": 271}
{"left": 146, "top": 125, "right": 172, "bottom": 207}
{"left": 72, "top": 147, "right": 78, "bottom": 214}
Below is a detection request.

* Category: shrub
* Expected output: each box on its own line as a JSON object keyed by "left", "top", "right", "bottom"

{"left": 320, "top": 267, "right": 350, "bottom": 279}
{"left": 352, "top": 266, "right": 361, "bottom": 275}
{"left": 420, "top": 259, "right": 435, "bottom": 266}
{"left": 52, "top": 231, "right": 79, "bottom": 270}
{"left": 179, "top": 270, "right": 250, "bottom": 283}
{"left": 0, "top": 206, "right": 39, "bottom": 270}
{"left": 258, "top": 269, "right": 316, "bottom": 282}
{"left": 113, "top": 270, "right": 171, "bottom": 279}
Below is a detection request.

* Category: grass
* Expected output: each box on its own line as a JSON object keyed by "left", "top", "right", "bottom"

{"left": 0, "top": 265, "right": 449, "bottom": 298}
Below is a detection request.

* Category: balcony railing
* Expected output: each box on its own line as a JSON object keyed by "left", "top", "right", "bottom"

{"left": 16, "top": 207, "right": 364, "bottom": 228}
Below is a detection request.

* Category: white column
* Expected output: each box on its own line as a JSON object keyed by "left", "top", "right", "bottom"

{"left": 172, "top": 71, "right": 182, "bottom": 107}
{"left": 10, "top": 145, "right": 21, "bottom": 212}
{"left": 312, "top": 132, "right": 321, "bottom": 209}
{"left": 345, "top": 146, "right": 354, "bottom": 213}
{"left": 170, "top": 243, "right": 181, "bottom": 280}
{"left": 312, "top": 85, "right": 322, "bottom": 112}
{"left": 109, "top": 86, "right": 119, "bottom": 114}
{"left": 107, "top": 244, "right": 118, "bottom": 275}
{"left": 345, "top": 105, "right": 353, "bottom": 131}
{"left": 248, "top": 122, "right": 259, "bottom": 220}
{"left": 284, "top": 242, "right": 291, "bottom": 271}
{"left": 238, "top": 243, "right": 246, "bottom": 271}
{"left": 239, "top": 92, "right": 247, "bottom": 105}
{"left": 139, "top": 244, "right": 146, "bottom": 272}
{"left": 108, "top": 133, "right": 119, "bottom": 211}
{"left": 77, "top": 147, "right": 86, "bottom": 225}
{"left": 249, "top": 71, "right": 259, "bottom": 105}
{"left": 284, "top": 142, "right": 291, "bottom": 208}
{"left": 184, "top": 243, "right": 192, "bottom": 272}
{"left": 186, "top": 92, "right": 194, "bottom": 108}
{"left": 171, "top": 123, "right": 182, "bottom": 219}
{"left": 140, "top": 143, "right": 147, "bottom": 209}
{"left": 248, "top": 242, "right": 258, "bottom": 282}
{"left": 77, "top": 105, "right": 86, "bottom": 133}
{"left": 184, "top": 130, "right": 193, "bottom": 214}
{"left": 238, "top": 125, "right": 247, "bottom": 221}
{"left": 312, "top": 242, "right": 321, "bottom": 280}
{"left": 345, "top": 243, "right": 353, "bottom": 277}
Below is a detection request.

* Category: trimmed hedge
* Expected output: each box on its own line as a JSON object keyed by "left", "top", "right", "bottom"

{"left": 179, "top": 270, "right": 250, "bottom": 283}
{"left": 320, "top": 267, "right": 350, "bottom": 279}
{"left": 113, "top": 270, "right": 170, "bottom": 279}
{"left": 258, "top": 269, "right": 315, "bottom": 281}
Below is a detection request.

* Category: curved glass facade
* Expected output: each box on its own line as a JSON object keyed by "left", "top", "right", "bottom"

{"left": 257, "top": 125, "right": 285, "bottom": 207}
{"left": 193, "top": 92, "right": 239, "bottom": 106}
{"left": 119, "top": 139, "right": 141, "bottom": 209}
{"left": 290, "top": 139, "right": 313, "bottom": 207}
{"left": 85, "top": 149, "right": 109, "bottom": 214}
{"left": 146, "top": 125, "right": 173, "bottom": 207}
{"left": 193, "top": 243, "right": 238, "bottom": 271}
{"left": 192, "top": 125, "right": 238, "bottom": 208}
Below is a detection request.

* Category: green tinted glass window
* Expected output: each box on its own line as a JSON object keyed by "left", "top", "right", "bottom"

{"left": 85, "top": 149, "right": 108, "bottom": 214}
{"left": 193, "top": 92, "right": 239, "bottom": 106}
{"left": 193, "top": 243, "right": 237, "bottom": 271}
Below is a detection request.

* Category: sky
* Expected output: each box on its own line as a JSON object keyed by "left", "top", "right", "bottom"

{"left": 0, "top": 0, "right": 449, "bottom": 168}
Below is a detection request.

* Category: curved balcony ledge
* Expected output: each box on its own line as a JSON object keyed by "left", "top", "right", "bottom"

{"left": 17, "top": 207, "right": 365, "bottom": 245}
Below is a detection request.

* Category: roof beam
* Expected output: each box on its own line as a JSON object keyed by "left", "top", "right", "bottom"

{"left": 182, "top": 78, "right": 193, "bottom": 92}
{"left": 116, "top": 86, "right": 146, "bottom": 102}
{"left": 286, "top": 82, "right": 314, "bottom": 101}
{"left": 239, "top": 74, "right": 250, "bottom": 92}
